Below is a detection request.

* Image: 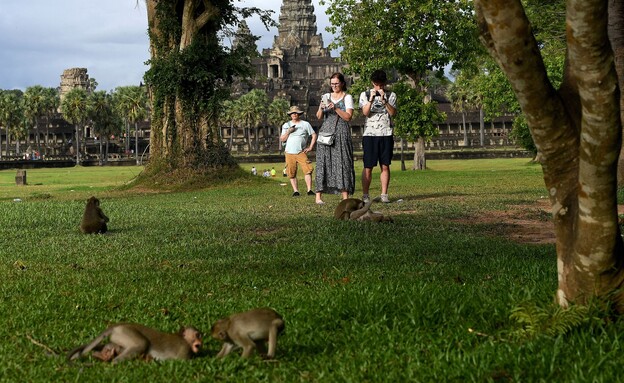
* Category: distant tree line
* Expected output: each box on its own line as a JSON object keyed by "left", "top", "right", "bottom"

{"left": 0, "top": 84, "right": 148, "bottom": 164}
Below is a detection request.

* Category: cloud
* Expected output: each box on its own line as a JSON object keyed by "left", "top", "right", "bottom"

{"left": 0, "top": 0, "right": 334, "bottom": 91}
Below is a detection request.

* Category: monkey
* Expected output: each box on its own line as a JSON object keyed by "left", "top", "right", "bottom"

{"left": 80, "top": 196, "right": 109, "bottom": 234}
{"left": 211, "top": 308, "right": 284, "bottom": 359}
{"left": 334, "top": 198, "right": 365, "bottom": 220}
{"left": 67, "top": 323, "right": 202, "bottom": 363}
{"left": 334, "top": 198, "right": 393, "bottom": 223}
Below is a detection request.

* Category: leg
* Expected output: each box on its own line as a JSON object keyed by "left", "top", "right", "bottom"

{"left": 362, "top": 167, "right": 373, "bottom": 195}
{"left": 239, "top": 337, "right": 257, "bottom": 358}
{"left": 289, "top": 177, "right": 299, "bottom": 193}
{"left": 380, "top": 164, "right": 390, "bottom": 195}
{"left": 316, "top": 192, "right": 324, "bottom": 204}
{"left": 304, "top": 173, "right": 313, "bottom": 192}
{"left": 216, "top": 342, "right": 236, "bottom": 358}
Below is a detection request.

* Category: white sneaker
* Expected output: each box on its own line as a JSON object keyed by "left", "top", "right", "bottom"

{"left": 380, "top": 194, "right": 390, "bottom": 203}
{"left": 362, "top": 194, "right": 370, "bottom": 203}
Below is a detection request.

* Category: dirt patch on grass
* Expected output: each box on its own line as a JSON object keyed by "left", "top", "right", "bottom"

{"left": 455, "top": 201, "right": 624, "bottom": 245}
{"left": 454, "top": 199, "right": 555, "bottom": 245}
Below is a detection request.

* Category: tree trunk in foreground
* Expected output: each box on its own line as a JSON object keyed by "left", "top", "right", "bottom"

{"left": 476, "top": 0, "right": 624, "bottom": 311}
{"left": 412, "top": 137, "right": 426, "bottom": 170}
{"left": 608, "top": 0, "right": 624, "bottom": 187}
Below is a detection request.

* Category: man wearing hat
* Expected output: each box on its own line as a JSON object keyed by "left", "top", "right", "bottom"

{"left": 280, "top": 106, "right": 317, "bottom": 197}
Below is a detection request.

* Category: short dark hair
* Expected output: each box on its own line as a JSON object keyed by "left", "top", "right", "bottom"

{"left": 329, "top": 72, "right": 347, "bottom": 92}
{"left": 370, "top": 70, "right": 388, "bottom": 84}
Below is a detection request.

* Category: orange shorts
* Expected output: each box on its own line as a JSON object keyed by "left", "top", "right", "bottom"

{"left": 285, "top": 152, "right": 313, "bottom": 178}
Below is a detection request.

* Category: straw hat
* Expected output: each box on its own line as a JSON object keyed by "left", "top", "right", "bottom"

{"left": 287, "top": 106, "right": 304, "bottom": 115}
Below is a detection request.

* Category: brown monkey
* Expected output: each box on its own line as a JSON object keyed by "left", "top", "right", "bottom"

{"left": 211, "top": 308, "right": 284, "bottom": 359}
{"left": 334, "top": 198, "right": 365, "bottom": 220}
{"left": 67, "top": 323, "right": 202, "bottom": 363}
{"left": 80, "top": 196, "right": 109, "bottom": 234}
{"left": 336, "top": 199, "right": 393, "bottom": 222}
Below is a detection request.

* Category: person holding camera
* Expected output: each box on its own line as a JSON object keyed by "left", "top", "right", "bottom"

{"left": 314, "top": 72, "right": 355, "bottom": 205}
{"left": 280, "top": 105, "right": 317, "bottom": 197}
{"left": 359, "top": 69, "right": 397, "bottom": 203}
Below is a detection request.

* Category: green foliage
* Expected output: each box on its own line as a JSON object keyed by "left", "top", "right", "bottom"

{"left": 60, "top": 88, "right": 88, "bottom": 126}
{"left": 88, "top": 91, "right": 123, "bottom": 139}
{"left": 267, "top": 97, "right": 290, "bottom": 129}
{"left": 510, "top": 115, "right": 538, "bottom": 154}
{"left": 324, "top": 0, "right": 479, "bottom": 85}
{"left": 509, "top": 302, "right": 598, "bottom": 339}
{"left": 449, "top": 0, "right": 566, "bottom": 153}
{"left": 393, "top": 82, "right": 444, "bottom": 141}
{"left": 0, "top": 90, "right": 24, "bottom": 141}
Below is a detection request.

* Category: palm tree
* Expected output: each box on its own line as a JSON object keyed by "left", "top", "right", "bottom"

{"left": 237, "top": 89, "right": 268, "bottom": 154}
{"left": 219, "top": 99, "right": 242, "bottom": 151}
{"left": 88, "top": 91, "right": 122, "bottom": 164}
{"left": 113, "top": 86, "right": 149, "bottom": 164}
{"left": 41, "top": 88, "right": 60, "bottom": 157}
{"left": 60, "top": 88, "right": 88, "bottom": 164}
{"left": 0, "top": 90, "right": 24, "bottom": 158}
{"left": 23, "top": 85, "right": 47, "bottom": 155}
{"left": 267, "top": 97, "right": 290, "bottom": 154}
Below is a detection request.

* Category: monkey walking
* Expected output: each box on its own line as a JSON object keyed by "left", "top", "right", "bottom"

{"left": 211, "top": 308, "right": 285, "bottom": 359}
{"left": 80, "top": 196, "right": 109, "bottom": 234}
{"left": 67, "top": 323, "right": 202, "bottom": 363}
{"left": 334, "top": 198, "right": 393, "bottom": 222}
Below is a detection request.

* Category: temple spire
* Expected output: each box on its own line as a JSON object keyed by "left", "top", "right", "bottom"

{"left": 273, "top": 0, "right": 327, "bottom": 56}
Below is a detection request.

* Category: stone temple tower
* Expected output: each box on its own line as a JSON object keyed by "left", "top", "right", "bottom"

{"left": 242, "top": 0, "right": 345, "bottom": 113}
{"left": 272, "top": 0, "right": 329, "bottom": 57}
{"left": 59, "top": 68, "right": 90, "bottom": 103}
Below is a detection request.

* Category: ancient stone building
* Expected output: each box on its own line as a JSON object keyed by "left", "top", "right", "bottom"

{"left": 238, "top": 0, "right": 343, "bottom": 111}
{"left": 228, "top": 0, "right": 346, "bottom": 153}
{"left": 59, "top": 67, "right": 91, "bottom": 103}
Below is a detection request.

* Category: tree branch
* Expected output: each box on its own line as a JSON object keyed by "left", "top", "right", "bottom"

{"left": 197, "top": 0, "right": 220, "bottom": 30}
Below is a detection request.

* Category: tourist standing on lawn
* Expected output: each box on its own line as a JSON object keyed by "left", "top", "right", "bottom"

{"left": 314, "top": 72, "right": 355, "bottom": 205}
{"left": 359, "top": 69, "right": 397, "bottom": 203}
{"left": 280, "top": 106, "right": 317, "bottom": 197}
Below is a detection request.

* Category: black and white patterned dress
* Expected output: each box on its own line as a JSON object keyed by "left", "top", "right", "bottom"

{"left": 315, "top": 95, "right": 355, "bottom": 195}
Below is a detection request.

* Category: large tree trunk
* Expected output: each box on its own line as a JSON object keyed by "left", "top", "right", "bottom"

{"left": 146, "top": 0, "right": 234, "bottom": 171}
{"left": 412, "top": 137, "right": 426, "bottom": 170}
{"left": 608, "top": 0, "right": 624, "bottom": 186}
{"left": 476, "top": 0, "right": 624, "bottom": 311}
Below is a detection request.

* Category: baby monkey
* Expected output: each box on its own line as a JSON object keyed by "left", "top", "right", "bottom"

{"left": 334, "top": 198, "right": 393, "bottom": 222}
{"left": 67, "top": 323, "right": 202, "bottom": 363}
{"left": 211, "top": 308, "right": 284, "bottom": 359}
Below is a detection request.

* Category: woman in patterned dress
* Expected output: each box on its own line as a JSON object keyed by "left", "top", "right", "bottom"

{"left": 314, "top": 73, "right": 355, "bottom": 204}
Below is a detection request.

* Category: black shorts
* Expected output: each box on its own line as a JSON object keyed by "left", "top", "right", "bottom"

{"left": 362, "top": 136, "right": 394, "bottom": 168}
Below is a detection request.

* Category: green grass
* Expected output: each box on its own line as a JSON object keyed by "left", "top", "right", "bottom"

{"left": 0, "top": 159, "right": 622, "bottom": 382}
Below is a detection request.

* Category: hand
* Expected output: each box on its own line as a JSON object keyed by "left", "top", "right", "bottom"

{"left": 289, "top": 126, "right": 296, "bottom": 133}
{"left": 369, "top": 89, "right": 376, "bottom": 102}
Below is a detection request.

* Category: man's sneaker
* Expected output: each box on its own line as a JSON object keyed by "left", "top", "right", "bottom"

{"left": 307, "top": 190, "right": 315, "bottom": 196}
{"left": 292, "top": 191, "right": 300, "bottom": 197}
{"left": 380, "top": 194, "right": 390, "bottom": 203}
{"left": 362, "top": 194, "right": 370, "bottom": 203}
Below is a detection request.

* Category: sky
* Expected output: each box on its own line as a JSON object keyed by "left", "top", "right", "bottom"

{"left": 0, "top": 0, "right": 333, "bottom": 92}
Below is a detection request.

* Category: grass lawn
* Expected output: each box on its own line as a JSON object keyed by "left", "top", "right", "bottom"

{"left": 0, "top": 159, "right": 622, "bottom": 382}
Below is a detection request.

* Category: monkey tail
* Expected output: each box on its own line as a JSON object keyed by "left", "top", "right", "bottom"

{"left": 349, "top": 201, "right": 372, "bottom": 220}
{"left": 67, "top": 328, "right": 112, "bottom": 362}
